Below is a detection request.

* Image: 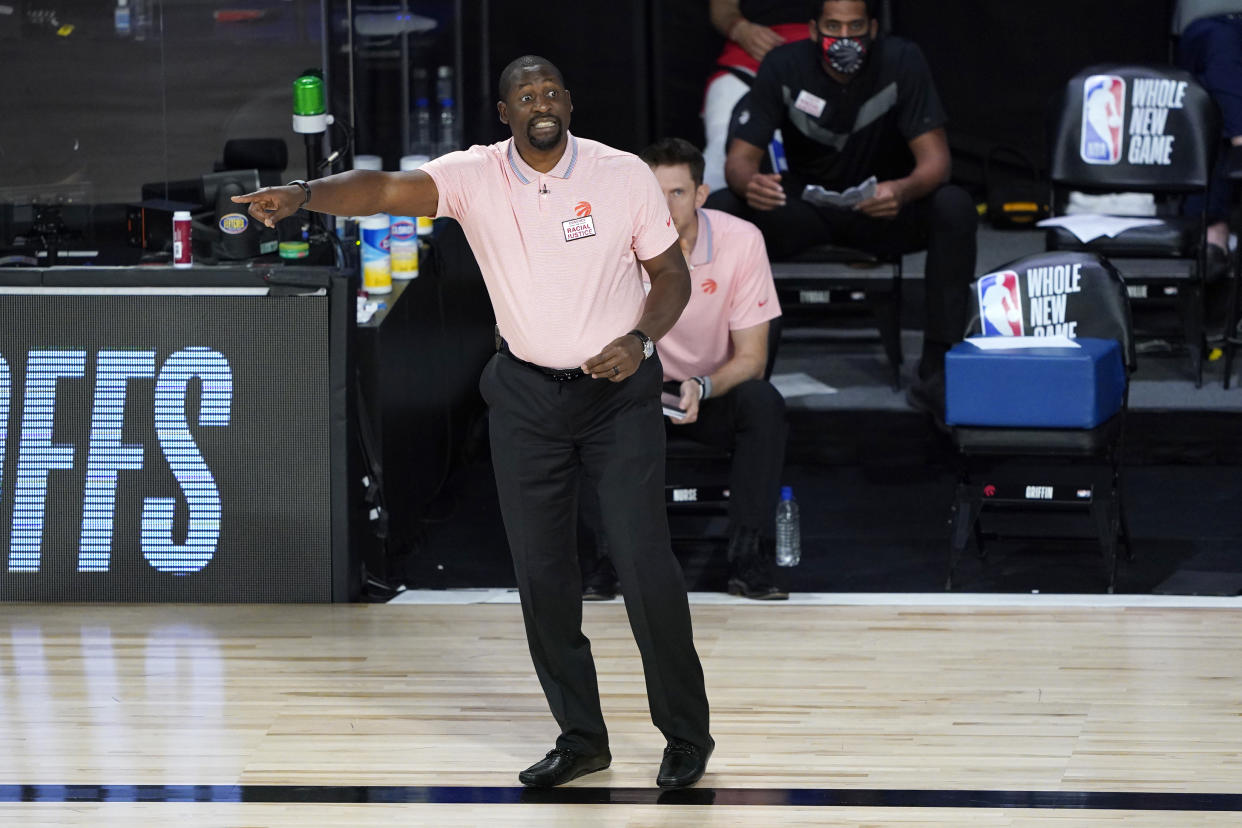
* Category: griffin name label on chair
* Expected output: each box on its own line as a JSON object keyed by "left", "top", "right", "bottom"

{"left": 1082, "top": 75, "right": 1188, "bottom": 166}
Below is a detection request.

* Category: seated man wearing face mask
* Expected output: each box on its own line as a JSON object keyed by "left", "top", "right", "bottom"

{"left": 707, "top": 0, "right": 977, "bottom": 414}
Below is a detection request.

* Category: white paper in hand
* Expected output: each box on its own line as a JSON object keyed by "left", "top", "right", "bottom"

{"left": 801, "top": 176, "right": 878, "bottom": 209}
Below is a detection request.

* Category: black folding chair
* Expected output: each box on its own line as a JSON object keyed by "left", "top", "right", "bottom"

{"left": 1219, "top": 146, "right": 1242, "bottom": 387}
{"left": 945, "top": 251, "right": 1136, "bottom": 593}
{"left": 1046, "top": 64, "right": 1218, "bottom": 385}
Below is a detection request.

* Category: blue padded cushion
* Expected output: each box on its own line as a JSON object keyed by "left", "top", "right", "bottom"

{"left": 945, "top": 337, "right": 1126, "bottom": 428}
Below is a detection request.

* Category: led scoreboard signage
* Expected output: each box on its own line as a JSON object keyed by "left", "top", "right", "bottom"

{"left": 0, "top": 279, "right": 342, "bottom": 602}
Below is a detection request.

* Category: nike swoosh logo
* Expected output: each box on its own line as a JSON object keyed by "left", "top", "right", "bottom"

{"left": 758, "top": 299, "right": 769, "bottom": 307}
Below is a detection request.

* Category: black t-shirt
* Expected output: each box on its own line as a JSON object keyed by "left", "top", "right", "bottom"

{"left": 734, "top": 36, "right": 947, "bottom": 193}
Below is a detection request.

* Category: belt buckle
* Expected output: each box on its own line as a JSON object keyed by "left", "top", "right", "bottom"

{"left": 551, "top": 368, "right": 580, "bottom": 382}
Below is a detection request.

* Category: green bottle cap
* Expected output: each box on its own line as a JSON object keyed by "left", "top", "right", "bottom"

{"left": 292, "top": 73, "right": 326, "bottom": 117}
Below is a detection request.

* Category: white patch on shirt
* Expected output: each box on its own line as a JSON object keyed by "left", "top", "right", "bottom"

{"left": 794, "top": 89, "right": 827, "bottom": 118}
{"left": 562, "top": 215, "right": 596, "bottom": 242}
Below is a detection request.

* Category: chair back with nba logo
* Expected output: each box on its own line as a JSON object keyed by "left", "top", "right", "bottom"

{"left": 946, "top": 251, "right": 1135, "bottom": 594}
{"left": 964, "top": 250, "right": 1136, "bottom": 374}
{"left": 1046, "top": 64, "right": 1219, "bottom": 385}
{"left": 1050, "top": 65, "right": 1217, "bottom": 194}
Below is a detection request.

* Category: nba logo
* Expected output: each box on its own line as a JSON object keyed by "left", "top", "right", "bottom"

{"left": 1080, "top": 74, "right": 1126, "bottom": 164}
{"left": 977, "top": 270, "right": 1024, "bottom": 337}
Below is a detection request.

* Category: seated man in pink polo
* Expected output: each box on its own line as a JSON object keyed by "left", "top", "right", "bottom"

{"left": 584, "top": 137, "right": 789, "bottom": 601}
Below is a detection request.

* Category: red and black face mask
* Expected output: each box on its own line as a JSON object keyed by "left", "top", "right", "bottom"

{"left": 819, "top": 31, "right": 871, "bottom": 75}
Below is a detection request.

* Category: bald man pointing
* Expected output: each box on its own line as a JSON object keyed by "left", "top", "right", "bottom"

{"left": 234, "top": 55, "right": 714, "bottom": 789}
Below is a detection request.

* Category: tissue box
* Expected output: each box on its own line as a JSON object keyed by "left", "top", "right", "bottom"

{"left": 945, "top": 337, "right": 1125, "bottom": 428}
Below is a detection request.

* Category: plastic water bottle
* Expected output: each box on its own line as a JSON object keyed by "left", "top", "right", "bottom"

{"left": 436, "top": 97, "right": 457, "bottom": 157}
{"left": 412, "top": 97, "right": 433, "bottom": 156}
{"left": 435, "top": 65, "right": 458, "bottom": 156}
{"left": 435, "top": 65, "right": 452, "bottom": 100}
{"left": 115, "top": 0, "right": 131, "bottom": 35}
{"left": 131, "top": 0, "right": 150, "bottom": 39}
{"left": 410, "top": 67, "right": 433, "bottom": 156}
{"left": 775, "top": 486, "right": 801, "bottom": 567}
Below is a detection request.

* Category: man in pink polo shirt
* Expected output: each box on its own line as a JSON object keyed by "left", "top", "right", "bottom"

{"left": 583, "top": 138, "right": 789, "bottom": 601}
{"left": 233, "top": 56, "right": 714, "bottom": 790}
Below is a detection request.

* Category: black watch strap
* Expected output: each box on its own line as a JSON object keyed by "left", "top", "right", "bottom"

{"left": 286, "top": 179, "right": 311, "bottom": 209}
{"left": 628, "top": 328, "right": 652, "bottom": 358}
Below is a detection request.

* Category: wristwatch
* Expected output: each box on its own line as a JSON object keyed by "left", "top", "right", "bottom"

{"left": 286, "top": 179, "right": 311, "bottom": 209}
{"left": 629, "top": 329, "right": 654, "bottom": 360}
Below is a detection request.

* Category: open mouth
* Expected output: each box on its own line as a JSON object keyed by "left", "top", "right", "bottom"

{"left": 527, "top": 116, "right": 562, "bottom": 149}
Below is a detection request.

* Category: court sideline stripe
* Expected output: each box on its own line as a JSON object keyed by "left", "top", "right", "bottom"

{"left": 1, "top": 786, "right": 1240, "bottom": 810}
{"left": 388, "top": 589, "right": 1242, "bottom": 608}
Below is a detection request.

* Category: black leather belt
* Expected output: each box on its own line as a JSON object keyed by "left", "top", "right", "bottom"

{"left": 499, "top": 342, "right": 586, "bottom": 381}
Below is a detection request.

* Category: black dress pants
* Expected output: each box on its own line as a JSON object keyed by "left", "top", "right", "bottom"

{"left": 480, "top": 351, "right": 711, "bottom": 756}
{"left": 705, "top": 183, "right": 978, "bottom": 370}
{"left": 667, "top": 378, "right": 788, "bottom": 543}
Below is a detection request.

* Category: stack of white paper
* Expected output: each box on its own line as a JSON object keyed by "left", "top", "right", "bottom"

{"left": 802, "top": 176, "right": 878, "bottom": 209}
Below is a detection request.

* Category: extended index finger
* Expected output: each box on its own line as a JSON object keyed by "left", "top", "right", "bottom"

{"left": 581, "top": 338, "right": 627, "bottom": 372}
{"left": 581, "top": 346, "right": 618, "bottom": 373}
{"left": 580, "top": 351, "right": 607, "bottom": 372}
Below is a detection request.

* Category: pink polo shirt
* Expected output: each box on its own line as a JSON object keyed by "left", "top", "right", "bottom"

{"left": 649, "top": 209, "right": 781, "bottom": 381}
{"left": 421, "top": 133, "right": 679, "bottom": 369}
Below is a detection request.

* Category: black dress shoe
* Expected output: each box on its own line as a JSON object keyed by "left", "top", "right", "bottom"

{"left": 656, "top": 737, "right": 714, "bottom": 788}
{"left": 582, "top": 554, "right": 618, "bottom": 601}
{"left": 518, "top": 747, "right": 611, "bottom": 787}
{"left": 726, "top": 529, "right": 788, "bottom": 600}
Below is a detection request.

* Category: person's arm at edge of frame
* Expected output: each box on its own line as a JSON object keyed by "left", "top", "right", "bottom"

{"left": 581, "top": 241, "right": 691, "bottom": 381}
{"left": 724, "top": 138, "right": 786, "bottom": 210}
{"left": 710, "top": 0, "right": 746, "bottom": 38}
{"left": 231, "top": 170, "right": 441, "bottom": 228}
{"left": 635, "top": 241, "right": 693, "bottom": 347}
{"left": 709, "top": 321, "right": 768, "bottom": 397}
{"left": 857, "top": 127, "right": 951, "bottom": 219}
{"left": 710, "top": 0, "right": 786, "bottom": 63}
{"left": 672, "top": 321, "right": 768, "bottom": 425}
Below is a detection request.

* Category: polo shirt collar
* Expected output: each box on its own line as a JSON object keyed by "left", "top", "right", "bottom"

{"left": 688, "top": 208, "right": 714, "bottom": 268}
{"left": 506, "top": 132, "right": 580, "bottom": 185}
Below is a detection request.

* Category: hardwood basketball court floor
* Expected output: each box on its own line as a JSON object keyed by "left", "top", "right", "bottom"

{"left": 1, "top": 593, "right": 1241, "bottom": 825}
